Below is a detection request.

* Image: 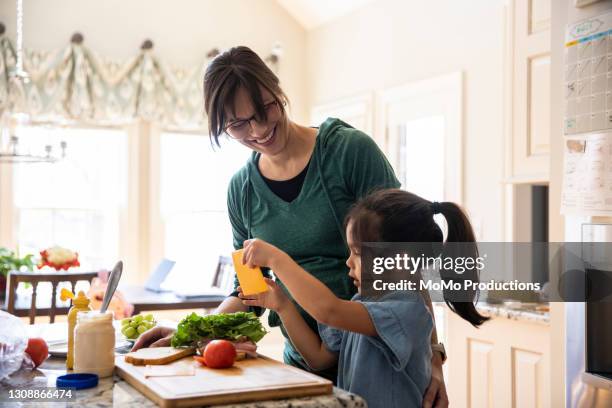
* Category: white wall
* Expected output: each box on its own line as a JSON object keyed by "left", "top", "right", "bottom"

{"left": 0, "top": 0, "right": 308, "bottom": 122}
{"left": 306, "top": 0, "right": 506, "bottom": 241}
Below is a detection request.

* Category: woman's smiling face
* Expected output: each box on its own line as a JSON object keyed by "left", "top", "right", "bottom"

{"left": 225, "top": 86, "right": 289, "bottom": 156}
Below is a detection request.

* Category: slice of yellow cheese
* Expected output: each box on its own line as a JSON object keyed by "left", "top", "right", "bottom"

{"left": 232, "top": 249, "right": 269, "bottom": 295}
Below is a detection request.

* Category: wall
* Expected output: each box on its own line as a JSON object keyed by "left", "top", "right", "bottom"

{"left": 0, "top": 0, "right": 308, "bottom": 122}
{"left": 306, "top": 0, "right": 506, "bottom": 241}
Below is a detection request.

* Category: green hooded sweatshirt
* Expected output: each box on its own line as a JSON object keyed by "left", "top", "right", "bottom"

{"left": 227, "top": 118, "right": 400, "bottom": 379}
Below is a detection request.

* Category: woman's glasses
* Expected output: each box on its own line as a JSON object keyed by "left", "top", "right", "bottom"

{"left": 224, "top": 100, "right": 280, "bottom": 139}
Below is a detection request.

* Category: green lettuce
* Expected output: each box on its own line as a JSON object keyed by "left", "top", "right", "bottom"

{"left": 170, "top": 312, "right": 267, "bottom": 348}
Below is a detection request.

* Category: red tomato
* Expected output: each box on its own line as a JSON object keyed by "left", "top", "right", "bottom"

{"left": 25, "top": 337, "right": 48, "bottom": 368}
{"left": 203, "top": 340, "right": 236, "bottom": 369}
{"left": 193, "top": 356, "right": 207, "bottom": 366}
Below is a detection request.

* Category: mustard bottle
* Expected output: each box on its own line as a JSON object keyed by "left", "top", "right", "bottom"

{"left": 61, "top": 289, "right": 92, "bottom": 369}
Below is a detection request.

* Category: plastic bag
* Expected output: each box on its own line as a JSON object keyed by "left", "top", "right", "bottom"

{"left": 0, "top": 310, "right": 29, "bottom": 380}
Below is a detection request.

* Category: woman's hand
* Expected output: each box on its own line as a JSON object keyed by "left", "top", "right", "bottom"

{"left": 131, "top": 326, "right": 176, "bottom": 351}
{"left": 238, "top": 278, "right": 289, "bottom": 312}
{"left": 422, "top": 352, "right": 449, "bottom": 408}
{"left": 242, "top": 238, "right": 285, "bottom": 269}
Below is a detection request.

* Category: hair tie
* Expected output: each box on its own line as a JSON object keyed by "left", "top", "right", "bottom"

{"left": 431, "top": 201, "right": 442, "bottom": 215}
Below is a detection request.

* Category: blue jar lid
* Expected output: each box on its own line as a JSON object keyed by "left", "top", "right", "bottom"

{"left": 56, "top": 373, "right": 99, "bottom": 390}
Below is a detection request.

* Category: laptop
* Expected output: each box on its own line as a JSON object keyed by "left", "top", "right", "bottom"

{"left": 173, "top": 286, "right": 227, "bottom": 299}
{"left": 144, "top": 259, "right": 176, "bottom": 292}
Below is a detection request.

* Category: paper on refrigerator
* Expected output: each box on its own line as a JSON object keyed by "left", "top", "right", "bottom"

{"left": 561, "top": 133, "right": 612, "bottom": 216}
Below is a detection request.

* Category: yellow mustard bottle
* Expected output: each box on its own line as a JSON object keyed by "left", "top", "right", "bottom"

{"left": 61, "top": 289, "right": 92, "bottom": 369}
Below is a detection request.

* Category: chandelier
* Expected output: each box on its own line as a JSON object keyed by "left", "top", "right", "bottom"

{"left": 0, "top": 0, "right": 66, "bottom": 164}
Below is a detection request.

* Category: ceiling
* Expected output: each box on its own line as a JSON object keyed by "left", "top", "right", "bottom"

{"left": 275, "top": 0, "right": 376, "bottom": 30}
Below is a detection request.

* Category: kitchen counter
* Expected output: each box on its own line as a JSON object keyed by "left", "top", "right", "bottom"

{"left": 0, "top": 357, "right": 366, "bottom": 408}
{"left": 476, "top": 302, "right": 550, "bottom": 325}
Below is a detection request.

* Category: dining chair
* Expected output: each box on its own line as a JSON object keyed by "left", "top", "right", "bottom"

{"left": 4, "top": 270, "right": 98, "bottom": 324}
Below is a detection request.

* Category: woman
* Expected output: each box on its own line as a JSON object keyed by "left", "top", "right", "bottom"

{"left": 133, "top": 46, "right": 449, "bottom": 407}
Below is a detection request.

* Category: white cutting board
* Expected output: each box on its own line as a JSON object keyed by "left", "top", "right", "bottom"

{"left": 115, "top": 354, "right": 332, "bottom": 407}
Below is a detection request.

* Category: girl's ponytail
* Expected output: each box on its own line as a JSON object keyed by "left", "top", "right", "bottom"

{"left": 436, "top": 201, "right": 489, "bottom": 327}
{"left": 347, "top": 189, "right": 490, "bottom": 328}
{"left": 434, "top": 201, "right": 476, "bottom": 243}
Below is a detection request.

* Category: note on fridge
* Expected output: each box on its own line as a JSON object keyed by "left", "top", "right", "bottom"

{"left": 232, "top": 249, "right": 269, "bottom": 296}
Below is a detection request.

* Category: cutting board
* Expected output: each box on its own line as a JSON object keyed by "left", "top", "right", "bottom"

{"left": 115, "top": 354, "right": 333, "bottom": 407}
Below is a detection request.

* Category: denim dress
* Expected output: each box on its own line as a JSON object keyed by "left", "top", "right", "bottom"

{"left": 318, "top": 292, "right": 433, "bottom": 408}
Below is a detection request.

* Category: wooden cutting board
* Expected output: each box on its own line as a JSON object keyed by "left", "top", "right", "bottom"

{"left": 115, "top": 354, "right": 332, "bottom": 407}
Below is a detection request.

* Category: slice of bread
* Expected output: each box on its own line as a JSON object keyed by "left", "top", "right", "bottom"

{"left": 124, "top": 347, "right": 195, "bottom": 366}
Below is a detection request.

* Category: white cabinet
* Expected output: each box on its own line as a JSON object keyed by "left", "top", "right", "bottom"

{"left": 506, "top": 0, "right": 552, "bottom": 182}
{"left": 445, "top": 308, "right": 551, "bottom": 408}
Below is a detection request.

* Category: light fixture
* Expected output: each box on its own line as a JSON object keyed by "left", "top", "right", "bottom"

{"left": 0, "top": 0, "right": 66, "bottom": 164}
{"left": 0, "top": 131, "right": 67, "bottom": 163}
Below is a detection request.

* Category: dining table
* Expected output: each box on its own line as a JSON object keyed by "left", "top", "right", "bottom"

{"left": 0, "top": 322, "right": 367, "bottom": 408}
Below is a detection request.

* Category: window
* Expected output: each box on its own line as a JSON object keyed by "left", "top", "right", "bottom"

{"left": 382, "top": 73, "right": 463, "bottom": 203}
{"left": 397, "top": 115, "right": 446, "bottom": 202}
{"left": 12, "top": 126, "right": 127, "bottom": 270}
{"left": 160, "top": 133, "right": 250, "bottom": 290}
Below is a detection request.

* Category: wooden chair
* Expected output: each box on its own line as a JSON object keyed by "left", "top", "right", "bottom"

{"left": 4, "top": 270, "right": 98, "bottom": 324}
{"left": 212, "top": 256, "right": 235, "bottom": 293}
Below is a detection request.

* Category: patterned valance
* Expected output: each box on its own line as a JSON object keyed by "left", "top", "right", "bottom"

{"left": 0, "top": 34, "right": 224, "bottom": 132}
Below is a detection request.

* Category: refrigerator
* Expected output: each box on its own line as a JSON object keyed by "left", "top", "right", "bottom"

{"left": 552, "top": 1, "right": 612, "bottom": 407}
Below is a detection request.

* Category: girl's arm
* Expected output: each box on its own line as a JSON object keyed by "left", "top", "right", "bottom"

{"left": 239, "top": 279, "right": 337, "bottom": 371}
{"left": 265, "top": 246, "right": 377, "bottom": 337}
{"left": 276, "top": 299, "right": 338, "bottom": 371}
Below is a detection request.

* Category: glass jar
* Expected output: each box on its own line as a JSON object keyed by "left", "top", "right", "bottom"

{"left": 73, "top": 311, "right": 115, "bottom": 378}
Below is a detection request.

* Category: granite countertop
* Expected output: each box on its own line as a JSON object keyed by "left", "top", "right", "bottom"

{"left": 0, "top": 357, "right": 366, "bottom": 408}
{"left": 476, "top": 302, "right": 550, "bottom": 325}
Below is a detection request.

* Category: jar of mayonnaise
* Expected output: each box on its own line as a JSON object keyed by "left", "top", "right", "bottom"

{"left": 73, "top": 311, "right": 115, "bottom": 378}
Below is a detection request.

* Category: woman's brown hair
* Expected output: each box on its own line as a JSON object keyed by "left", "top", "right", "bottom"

{"left": 203, "top": 46, "right": 289, "bottom": 145}
{"left": 347, "top": 189, "right": 489, "bottom": 327}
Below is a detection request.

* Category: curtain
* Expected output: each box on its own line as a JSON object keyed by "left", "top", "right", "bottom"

{"left": 0, "top": 34, "right": 213, "bottom": 132}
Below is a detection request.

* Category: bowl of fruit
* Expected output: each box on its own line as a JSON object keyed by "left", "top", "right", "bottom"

{"left": 121, "top": 314, "right": 156, "bottom": 342}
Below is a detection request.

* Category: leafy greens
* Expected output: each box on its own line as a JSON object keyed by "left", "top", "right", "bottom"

{"left": 170, "top": 312, "right": 267, "bottom": 348}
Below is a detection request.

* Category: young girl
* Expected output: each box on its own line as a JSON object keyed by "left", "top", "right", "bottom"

{"left": 239, "top": 189, "right": 489, "bottom": 408}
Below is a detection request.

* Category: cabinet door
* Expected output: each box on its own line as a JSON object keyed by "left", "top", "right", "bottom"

{"left": 446, "top": 308, "right": 550, "bottom": 408}
{"left": 509, "top": 0, "right": 551, "bottom": 182}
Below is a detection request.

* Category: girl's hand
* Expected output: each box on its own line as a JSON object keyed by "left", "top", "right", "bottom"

{"left": 238, "top": 278, "right": 289, "bottom": 312}
{"left": 422, "top": 352, "right": 449, "bottom": 408}
{"left": 242, "top": 238, "right": 285, "bottom": 269}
